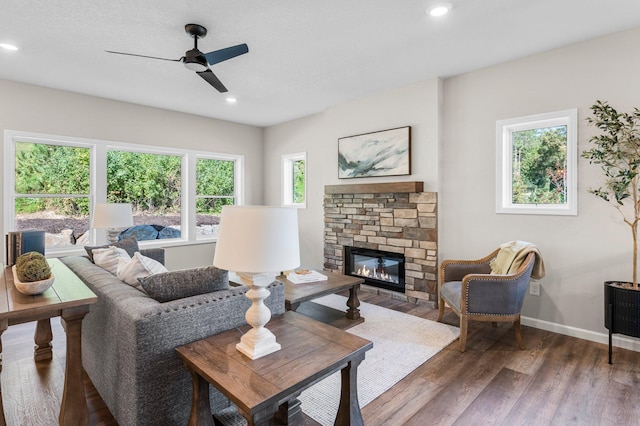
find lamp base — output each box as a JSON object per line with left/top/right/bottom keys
{"left": 105, "top": 228, "right": 121, "bottom": 244}
{"left": 236, "top": 327, "right": 281, "bottom": 359}
{"left": 236, "top": 272, "right": 281, "bottom": 360}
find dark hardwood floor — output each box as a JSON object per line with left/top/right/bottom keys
{"left": 2, "top": 290, "right": 639, "bottom": 425}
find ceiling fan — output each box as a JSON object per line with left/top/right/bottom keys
{"left": 106, "top": 23, "right": 248, "bottom": 93}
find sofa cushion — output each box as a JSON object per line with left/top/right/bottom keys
{"left": 85, "top": 236, "right": 139, "bottom": 262}
{"left": 92, "top": 246, "right": 131, "bottom": 275}
{"left": 139, "top": 266, "right": 229, "bottom": 302}
{"left": 117, "top": 251, "right": 168, "bottom": 288}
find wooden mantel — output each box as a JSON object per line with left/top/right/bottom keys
{"left": 324, "top": 181, "right": 424, "bottom": 194}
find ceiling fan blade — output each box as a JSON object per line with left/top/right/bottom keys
{"left": 203, "top": 44, "right": 249, "bottom": 65}
{"left": 105, "top": 50, "right": 183, "bottom": 62}
{"left": 197, "top": 69, "right": 228, "bottom": 93}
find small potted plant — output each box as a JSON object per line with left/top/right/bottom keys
{"left": 12, "top": 251, "right": 54, "bottom": 295}
{"left": 582, "top": 100, "right": 640, "bottom": 363}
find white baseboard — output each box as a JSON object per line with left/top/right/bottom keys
{"left": 521, "top": 316, "right": 640, "bottom": 353}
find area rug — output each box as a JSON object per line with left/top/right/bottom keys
{"left": 215, "top": 294, "right": 459, "bottom": 425}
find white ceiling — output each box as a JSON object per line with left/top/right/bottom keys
{"left": 2, "top": 0, "right": 640, "bottom": 127}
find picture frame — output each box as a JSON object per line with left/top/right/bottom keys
{"left": 338, "top": 126, "right": 411, "bottom": 179}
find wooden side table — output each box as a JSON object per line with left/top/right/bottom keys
{"left": 177, "top": 311, "right": 373, "bottom": 426}
{"left": 0, "top": 258, "right": 97, "bottom": 426}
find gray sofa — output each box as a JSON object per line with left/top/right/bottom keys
{"left": 61, "top": 250, "right": 285, "bottom": 426}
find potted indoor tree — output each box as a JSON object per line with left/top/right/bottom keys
{"left": 582, "top": 100, "right": 640, "bottom": 363}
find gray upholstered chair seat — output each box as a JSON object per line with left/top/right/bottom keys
{"left": 440, "top": 281, "right": 462, "bottom": 310}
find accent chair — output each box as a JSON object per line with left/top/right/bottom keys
{"left": 437, "top": 248, "right": 537, "bottom": 352}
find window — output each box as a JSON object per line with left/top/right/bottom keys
{"left": 496, "top": 109, "right": 577, "bottom": 215}
{"left": 12, "top": 139, "right": 92, "bottom": 247}
{"left": 282, "top": 152, "right": 306, "bottom": 208}
{"left": 195, "top": 157, "right": 239, "bottom": 240}
{"left": 107, "top": 149, "right": 183, "bottom": 241}
{"left": 4, "top": 130, "right": 243, "bottom": 251}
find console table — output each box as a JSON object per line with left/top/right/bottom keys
{"left": 177, "top": 311, "right": 373, "bottom": 426}
{"left": 0, "top": 258, "right": 97, "bottom": 426}
{"left": 283, "top": 271, "right": 364, "bottom": 326}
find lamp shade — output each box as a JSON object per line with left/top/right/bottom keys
{"left": 92, "top": 203, "right": 134, "bottom": 229}
{"left": 213, "top": 206, "right": 300, "bottom": 273}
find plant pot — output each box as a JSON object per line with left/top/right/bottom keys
{"left": 604, "top": 281, "right": 640, "bottom": 363}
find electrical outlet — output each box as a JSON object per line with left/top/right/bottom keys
{"left": 529, "top": 281, "right": 541, "bottom": 296}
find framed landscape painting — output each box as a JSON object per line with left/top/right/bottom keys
{"left": 338, "top": 126, "right": 411, "bottom": 178}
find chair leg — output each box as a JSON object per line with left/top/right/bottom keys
{"left": 459, "top": 316, "right": 468, "bottom": 352}
{"left": 437, "top": 299, "right": 445, "bottom": 322}
{"left": 514, "top": 318, "right": 525, "bottom": 350}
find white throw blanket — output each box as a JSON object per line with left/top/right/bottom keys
{"left": 490, "top": 240, "right": 546, "bottom": 279}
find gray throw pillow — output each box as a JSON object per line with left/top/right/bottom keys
{"left": 84, "top": 236, "right": 139, "bottom": 262}
{"left": 138, "top": 266, "right": 229, "bottom": 303}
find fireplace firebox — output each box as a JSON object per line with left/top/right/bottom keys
{"left": 345, "top": 246, "right": 405, "bottom": 293}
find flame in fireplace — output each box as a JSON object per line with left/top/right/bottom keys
{"left": 356, "top": 264, "right": 397, "bottom": 283}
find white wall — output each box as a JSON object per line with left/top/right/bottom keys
{"left": 441, "top": 27, "right": 640, "bottom": 338}
{"left": 0, "top": 79, "right": 264, "bottom": 268}
{"left": 264, "top": 78, "right": 442, "bottom": 268}
{"left": 263, "top": 26, "right": 640, "bottom": 345}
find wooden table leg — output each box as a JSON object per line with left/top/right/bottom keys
{"left": 34, "top": 318, "right": 53, "bottom": 361}
{"left": 0, "top": 318, "right": 7, "bottom": 426}
{"left": 335, "top": 355, "right": 365, "bottom": 426}
{"left": 285, "top": 300, "right": 300, "bottom": 311}
{"left": 346, "top": 285, "right": 361, "bottom": 320}
{"left": 275, "top": 396, "right": 303, "bottom": 424}
{"left": 248, "top": 404, "right": 279, "bottom": 426}
{"left": 188, "top": 371, "right": 213, "bottom": 426}
{"left": 59, "top": 306, "right": 90, "bottom": 426}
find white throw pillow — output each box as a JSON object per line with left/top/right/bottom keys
{"left": 92, "top": 246, "right": 131, "bottom": 275}
{"left": 117, "top": 252, "right": 168, "bottom": 288}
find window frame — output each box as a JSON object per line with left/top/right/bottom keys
{"left": 496, "top": 109, "right": 578, "bottom": 216}
{"left": 282, "top": 152, "right": 307, "bottom": 208}
{"left": 4, "top": 130, "right": 244, "bottom": 252}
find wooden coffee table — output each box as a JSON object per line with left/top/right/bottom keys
{"left": 283, "top": 271, "right": 365, "bottom": 326}
{"left": 177, "top": 311, "right": 373, "bottom": 426}
{"left": 0, "top": 259, "right": 97, "bottom": 426}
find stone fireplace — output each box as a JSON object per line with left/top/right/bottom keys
{"left": 323, "top": 181, "right": 437, "bottom": 306}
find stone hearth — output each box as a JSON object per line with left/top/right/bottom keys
{"left": 323, "top": 181, "right": 437, "bottom": 306}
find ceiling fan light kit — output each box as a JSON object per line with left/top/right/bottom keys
{"left": 106, "top": 23, "right": 248, "bottom": 94}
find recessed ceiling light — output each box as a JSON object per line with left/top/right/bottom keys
{"left": 427, "top": 2, "right": 452, "bottom": 17}
{"left": 226, "top": 97, "right": 237, "bottom": 104}
{"left": 0, "top": 43, "right": 19, "bottom": 51}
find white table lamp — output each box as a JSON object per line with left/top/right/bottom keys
{"left": 92, "top": 203, "right": 134, "bottom": 244}
{"left": 213, "top": 205, "right": 300, "bottom": 359}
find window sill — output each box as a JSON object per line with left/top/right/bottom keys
{"left": 46, "top": 238, "right": 217, "bottom": 258}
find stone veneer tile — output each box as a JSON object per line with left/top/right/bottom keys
{"left": 393, "top": 209, "right": 418, "bottom": 219}
{"left": 368, "top": 236, "right": 387, "bottom": 244}
{"left": 417, "top": 203, "right": 436, "bottom": 213}
{"left": 387, "top": 238, "right": 413, "bottom": 247}
{"left": 419, "top": 241, "right": 437, "bottom": 250}
{"left": 419, "top": 217, "right": 437, "bottom": 228}
{"left": 405, "top": 247, "right": 427, "bottom": 259}
{"left": 380, "top": 217, "right": 394, "bottom": 226}
{"left": 409, "top": 193, "right": 436, "bottom": 203}
{"left": 394, "top": 218, "right": 419, "bottom": 227}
